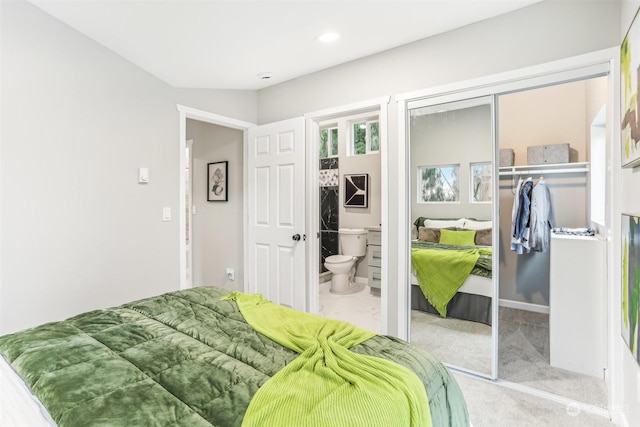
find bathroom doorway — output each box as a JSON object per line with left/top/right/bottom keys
{"left": 316, "top": 109, "right": 383, "bottom": 333}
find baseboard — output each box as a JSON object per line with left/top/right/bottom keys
{"left": 319, "top": 271, "right": 332, "bottom": 284}
{"left": 355, "top": 276, "right": 368, "bottom": 285}
{"left": 499, "top": 299, "right": 549, "bottom": 314}
{"left": 318, "top": 274, "right": 368, "bottom": 286}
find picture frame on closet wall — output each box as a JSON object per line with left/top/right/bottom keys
{"left": 621, "top": 6, "right": 640, "bottom": 168}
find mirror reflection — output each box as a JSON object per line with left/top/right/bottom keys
{"left": 408, "top": 97, "right": 495, "bottom": 376}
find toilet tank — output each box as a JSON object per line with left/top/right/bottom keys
{"left": 338, "top": 228, "right": 367, "bottom": 257}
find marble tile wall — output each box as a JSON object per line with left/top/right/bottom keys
{"left": 320, "top": 158, "right": 339, "bottom": 273}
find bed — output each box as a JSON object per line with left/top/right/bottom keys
{"left": 0, "top": 286, "right": 469, "bottom": 427}
{"left": 411, "top": 217, "right": 493, "bottom": 326}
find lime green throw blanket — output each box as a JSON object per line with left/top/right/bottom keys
{"left": 412, "top": 247, "right": 489, "bottom": 317}
{"left": 222, "top": 292, "right": 432, "bottom": 427}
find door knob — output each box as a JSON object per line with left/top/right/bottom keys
{"left": 292, "top": 234, "right": 301, "bottom": 241}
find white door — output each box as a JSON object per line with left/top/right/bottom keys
{"left": 247, "top": 117, "right": 306, "bottom": 310}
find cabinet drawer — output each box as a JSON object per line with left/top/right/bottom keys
{"left": 368, "top": 230, "right": 381, "bottom": 246}
{"left": 368, "top": 266, "right": 382, "bottom": 289}
{"left": 367, "top": 246, "right": 382, "bottom": 267}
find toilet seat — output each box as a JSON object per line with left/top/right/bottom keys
{"left": 325, "top": 255, "right": 353, "bottom": 264}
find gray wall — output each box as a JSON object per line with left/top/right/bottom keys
{"left": 257, "top": 0, "right": 620, "bottom": 335}
{"left": 186, "top": 120, "right": 244, "bottom": 291}
{"left": 0, "top": 0, "right": 256, "bottom": 334}
{"left": 410, "top": 104, "right": 493, "bottom": 225}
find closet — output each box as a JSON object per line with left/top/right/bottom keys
{"left": 400, "top": 63, "right": 611, "bottom": 408}
{"left": 496, "top": 77, "right": 608, "bottom": 407}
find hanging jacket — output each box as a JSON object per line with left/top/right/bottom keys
{"left": 511, "top": 178, "right": 533, "bottom": 254}
{"left": 529, "top": 179, "right": 554, "bottom": 252}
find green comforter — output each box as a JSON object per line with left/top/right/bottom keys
{"left": 225, "top": 291, "right": 431, "bottom": 427}
{"left": 0, "top": 286, "right": 469, "bottom": 427}
{"left": 411, "top": 242, "right": 493, "bottom": 317}
{"left": 411, "top": 241, "right": 492, "bottom": 279}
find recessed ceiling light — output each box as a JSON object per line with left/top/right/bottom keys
{"left": 318, "top": 32, "right": 340, "bottom": 43}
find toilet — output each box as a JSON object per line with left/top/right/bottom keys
{"left": 324, "top": 228, "right": 367, "bottom": 294}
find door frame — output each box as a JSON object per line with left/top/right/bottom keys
{"left": 185, "top": 138, "right": 194, "bottom": 289}
{"left": 177, "top": 105, "right": 256, "bottom": 290}
{"left": 305, "top": 96, "right": 390, "bottom": 333}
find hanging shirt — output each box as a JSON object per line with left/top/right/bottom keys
{"left": 529, "top": 178, "right": 554, "bottom": 252}
{"left": 509, "top": 178, "right": 523, "bottom": 253}
{"left": 511, "top": 177, "right": 533, "bottom": 254}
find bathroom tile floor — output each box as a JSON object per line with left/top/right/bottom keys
{"left": 318, "top": 281, "right": 381, "bottom": 333}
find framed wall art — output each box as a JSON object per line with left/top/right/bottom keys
{"left": 344, "top": 173, "right": 368, "bottom": 208}
{"left": 207, "top": 161, "right": 228, "bottom": 202}
{"left": 622, "top": 213, "right": 640, "bottom": 366}
{"left": 621, "top": 7, "right": 640, "bottom": 168}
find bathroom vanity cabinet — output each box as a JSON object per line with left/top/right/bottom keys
{"left": 367, "top": 228, "right": 382, "bottom": 296}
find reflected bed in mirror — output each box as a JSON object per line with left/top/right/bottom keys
{"left": 410, "top": 217, "right": 493, "bottom": 325}
{"left": 408, "top": 95, "right": 495, "bottom": 377}
{"left": 409, "top": 217, "right": 493, "bottom": 375}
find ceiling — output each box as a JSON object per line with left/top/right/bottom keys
{"left": 29, "top": 0, "right": 542, "bottom": 90}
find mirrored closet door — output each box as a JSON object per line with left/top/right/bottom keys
{"left": 407, "top": 95, "right": 497, "bottom": 378}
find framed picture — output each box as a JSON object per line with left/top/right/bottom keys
{"left": 344, "top": 173, "right": 368, "bottom": 208}
{"left": 622, "top": 213, "right": 640, "bottom": 366}
{"left": 621, "top": 7, "right": 640, "bottom": 168}
{"left": 207, "top": 161, "right": 228, "bottom": 202}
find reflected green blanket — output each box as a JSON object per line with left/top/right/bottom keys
{"left": 412, "top": 246, "right": 491, "bottom": 317}
{"left": 412, "top": 241, "right": 492, "bottom": 278}
{"left": 0, "top": 287, "right": 469, "bottom": 427}
{"left": 224, "top": 292, "right": 431, "bottom": 427}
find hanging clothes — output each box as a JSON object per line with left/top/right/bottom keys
{"left": 510, "top": 177, "right": 533, "bottom": 254}
{"left": 509, "top": 177, "right": 523, "bottom": 253}
{"left": 529, "top": 177, "right": 555, "bottom": 252}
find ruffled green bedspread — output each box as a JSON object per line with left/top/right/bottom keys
{"left": 0, "top": 286, "right": 469, "bottom": 427}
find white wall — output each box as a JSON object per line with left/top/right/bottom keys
{"left": 618, "top": 2, "right": 640, "bottom": 425}
{"left": 0, "top": 0, "right": 256, "bottom": 334}
{"left": 186, "top": 120, "right": 244, "bottom": 291}
{"left": 410, "top": 104, "right": 493, "bottom": 223}
{"left": 258, "top": 0, "right": 619, "bottom": 335}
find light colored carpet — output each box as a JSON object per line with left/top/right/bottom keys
{"left": 454, "top": 373, "right": 614, "bottom": 427}
{"left": 498, "top": 307, "right": 608, "bottom": 408}
{"left": 410, "top": 309, "right": 492, "bottom": 376}
{"left": 410, "top": 306, "right": 608, "bottom": 408}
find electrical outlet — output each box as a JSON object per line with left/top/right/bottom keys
{"left": 226, "top": 268, "right": 235, "bottom": 281}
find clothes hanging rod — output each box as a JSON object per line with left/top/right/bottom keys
{"left": 498, "top": 162, "right": 589, "bottom": 176}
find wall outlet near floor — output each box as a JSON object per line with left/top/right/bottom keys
{"left": 226, "top": 268, "right": 234, "bottom": 281}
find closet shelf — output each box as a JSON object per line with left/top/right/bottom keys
{"left": 498, "top": 162, "right": 589, "bottom": 176}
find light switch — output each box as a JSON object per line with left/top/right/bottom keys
{"left": 162, "top": 207, "right": 171, "bottom": 221}
{"left": 138, "top": 168, "right": 149, "bottom": 184}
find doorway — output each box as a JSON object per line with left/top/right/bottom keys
{"left": 316, "top": 110, "right": 383, "bottom": 333}
{"left": 306, "top": 97, "right": 390, "bottom": 334}
{"left": 177, "top": 105, "right": 254, "bottom": 291}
